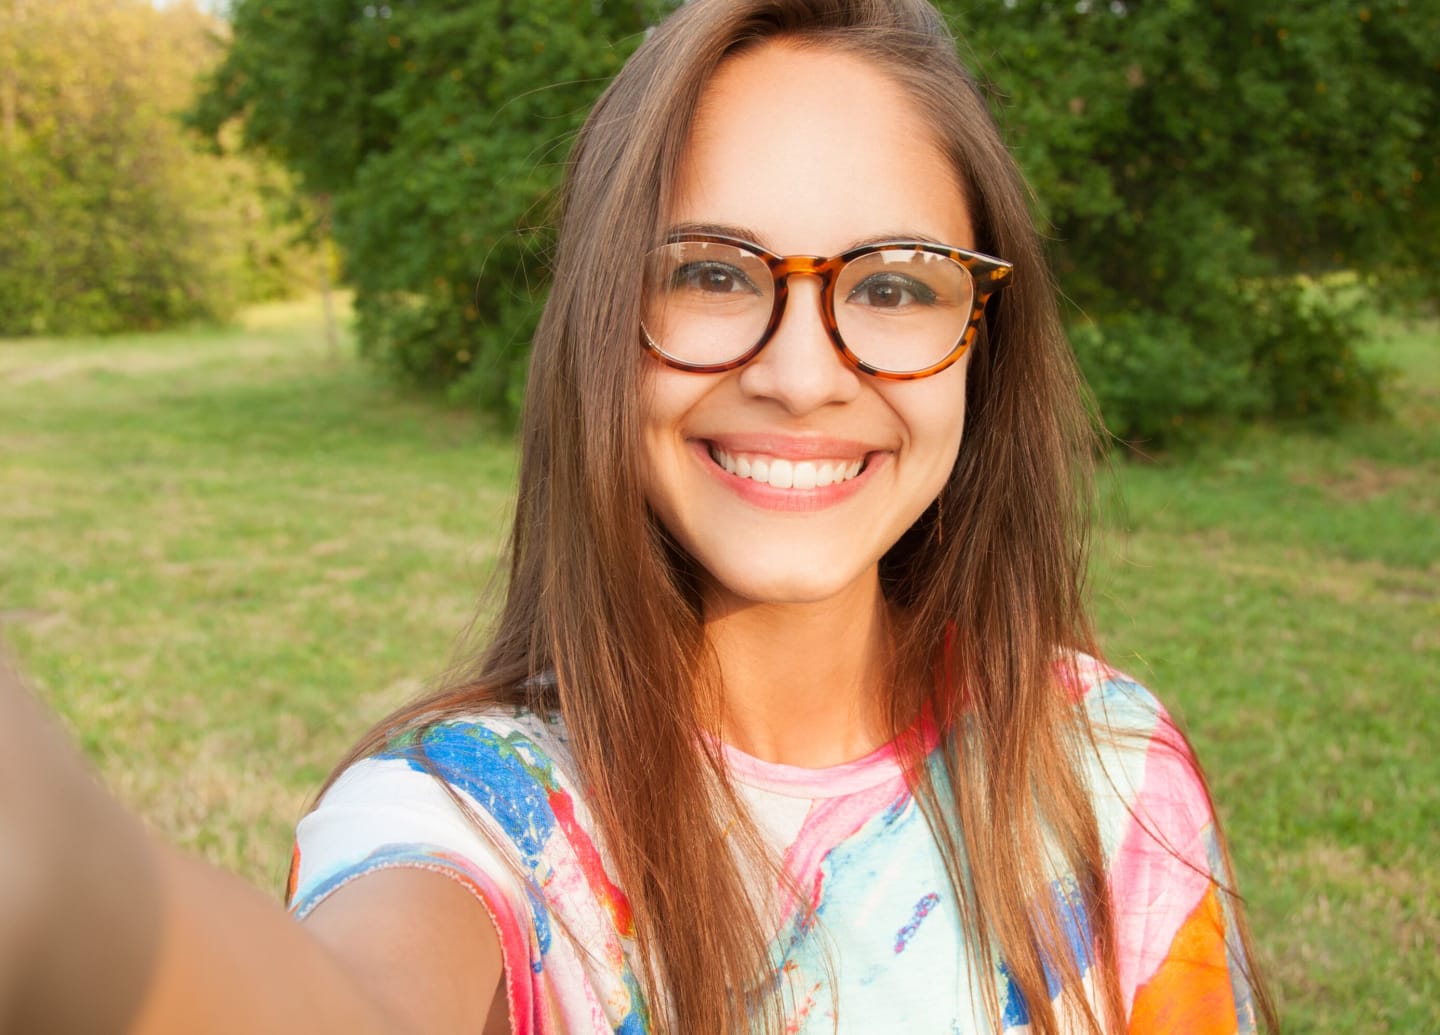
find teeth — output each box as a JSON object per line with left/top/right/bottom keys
{"left": 709, "top": 446, "right": 866, "bottom": 489}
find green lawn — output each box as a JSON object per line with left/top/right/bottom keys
{"left": 1, "top": 299, "right": 1435, "bottom": 1031}
{"left": 1089, "top": 314, "right": 1439, "bottom": 1031}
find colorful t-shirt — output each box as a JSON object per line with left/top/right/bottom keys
{"left": 287, "top": 656, "right": 1258, "bottom": 1033}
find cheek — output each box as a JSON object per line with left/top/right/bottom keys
{"left": 888, "top": 362, "right": 969, "bottom": 484}
{"left": 638, "top": 383, "right": 671, "bottom": 510}
{"left": 638, "top": 368, "right": 703, "bottom": 515}
{"left": 941, "top": 393, "right": 968, "bottom": 465}
{"left": 924, "top": 406, "right": 967, "bottom": 503}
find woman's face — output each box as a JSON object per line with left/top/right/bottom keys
{"left": 642, "top": 41, "right": 974, "bottom": 613}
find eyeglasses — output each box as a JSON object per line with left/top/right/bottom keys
{"left": 640, "top": 233, "right": 1013, "bottom": 380}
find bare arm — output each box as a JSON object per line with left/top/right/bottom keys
{"left": 0, "top": 657, "right": 506, "bottom": 1035}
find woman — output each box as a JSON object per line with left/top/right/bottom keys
{"left": 0, "top": 0, "right": 1274, "bottom": 1032}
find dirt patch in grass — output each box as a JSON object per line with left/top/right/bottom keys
{"left": 0, "top": 331, "right": 329, "bottom": 386}
{"left": 1117, "top": 529, "right": 1438, "bottom": 607}
{"left": 1291, "top": 458, "right": 1418, "bottom": 502}
{"left": 0, "top": 608, "right": 62, "bottom": 629}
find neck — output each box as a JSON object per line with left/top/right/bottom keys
{"left": 701, "top": 573, "right": 893, "bottom": 768}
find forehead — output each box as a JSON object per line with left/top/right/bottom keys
{"left": 672, "top": 40, "right": 973, "bottom": 256}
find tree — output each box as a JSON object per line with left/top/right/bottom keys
{"left": 943, "top": 0, "right": 1437, "bottom": 440}
{"left": 0, "top": 0, "right": 313, "bottom": 337}
{"left": 193, "top": 0, "right": 662, "bottom": 414}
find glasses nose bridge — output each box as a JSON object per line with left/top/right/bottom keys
{"left": 769, "top": 253, "right": 841, "bottom": 292}
{"left": 761, "top": 253, "right": 847, "bottom": 364}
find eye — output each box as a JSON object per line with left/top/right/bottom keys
{"left": 845, "top": 272, "right": 938, "bottom": 309}
{"left": 670, "top": 260, "right": 762, "bottom": 297}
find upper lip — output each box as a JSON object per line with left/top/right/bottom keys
{"left": 698, "top": 433, "right": 883, "bottom": 461}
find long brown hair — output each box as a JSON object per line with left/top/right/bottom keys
{"left": 326, "top": 1, "right": 1275, "bottom": 1032}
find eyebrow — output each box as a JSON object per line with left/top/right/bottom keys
{"left": 666, "top": 222, "right": 953, "bottom": 253}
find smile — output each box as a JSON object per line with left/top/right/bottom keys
{"left": 707, "top": 444, "right": 867, "bottom": 490}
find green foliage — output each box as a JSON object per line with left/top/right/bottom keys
{"left": 1071, "top": 280, "right": 1386, "bottom": 444}
{"left": 194, "top": 0, "right": 662, "bottom": 417}
{"left": 1069, "top": 312, "right": 1252, "bottom": 445}
{"left": 1246, "top": 280, "right": 1386, "bottom": 425}
{"left": 198, "top": 0, "right": 1431, "bottom": 437}
{"left": 0, "top": 0, "right": 314, "bottom": 337}
{"left": 944, "top": 0, "right": 1432, "bottom": 445}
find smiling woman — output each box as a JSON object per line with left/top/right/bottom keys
{"left": 0, "top": 1, "right": 1277, "bottom": 1034}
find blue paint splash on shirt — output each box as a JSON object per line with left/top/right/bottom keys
{"left": 999, "top": 962, "right": 1031, "bottom": 1025}
{"left": 998, "top": 876, "right": 1096, "bottom": 1024}
{"left": 378, "top": 723, "right": 558, "bottom": 865}
{"left": 615, "top": 1010, "right": 649, "bottom": 1035}
{"left": 894, "top": 892, "right": 941, "bottom": 953}
{"left": 1042, "top": 876, "right": 1095, "bottom": 996}
{"left": 526, "top": 882, "right": 551, "bottom": 969}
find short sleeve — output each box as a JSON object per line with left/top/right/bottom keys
{"left": 1079, "top": 662, "right": 1260, "bottom": 1035}
{"left": 287, "top": 755, "right": 546, "bottom": 1030}
{"left": 286, "top": 715, "right": 652, "bottom": 1035}
{"left": 289, "top": 756, "right": 513, "bottom": 918}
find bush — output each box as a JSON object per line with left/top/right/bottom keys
{"left": 1247, "top": 281, "right": 1384, "bottom": 426}
{"left": 942, "top": 0, "right": 1431, "bottom": 445}
{"left": 0, "top": 0, "right": 313, "bottom": 337}
{"left": 1072, "top": 281, "right": 1384, "bottom": 446}
{"left": 194, "top": 0, "right": 662, "bottom": 421}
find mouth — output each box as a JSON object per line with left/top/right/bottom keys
{"left": 706, "top": 443, "right": 869, "bottom": 490}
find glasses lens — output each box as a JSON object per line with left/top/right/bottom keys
{"left": 834, "top": 249, "right": 976, "bottom": 373}
{"left": 642, "top": 241, "right": 774, "bottom": 367}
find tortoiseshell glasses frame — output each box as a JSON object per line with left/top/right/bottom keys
{"left": 641, "top": 233, "right": 1014, "bottom": 381}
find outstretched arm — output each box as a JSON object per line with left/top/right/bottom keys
{"left": 0, "top": 657, "right": 505, "bottom": 1035}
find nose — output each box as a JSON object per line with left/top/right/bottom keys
{"left": 736, "top": 276, "right": 861, "bottom": 415}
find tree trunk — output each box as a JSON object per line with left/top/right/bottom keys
{"left": 315, "top": 193, "right": 338, "bottom": 361}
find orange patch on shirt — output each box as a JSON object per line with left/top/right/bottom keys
{"left": 285, "top": 844, "right": 301, "bottom": 905}
{"left": 1128, "top": 885, "right": 1237, "bottom": 1035}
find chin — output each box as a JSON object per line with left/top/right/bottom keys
{"left": 697, "top": 560, "right": 874, "bottom": 611}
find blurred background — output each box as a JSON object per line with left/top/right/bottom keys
{"left": 1, "top": 0, "right": 1436, "bottom": 1029}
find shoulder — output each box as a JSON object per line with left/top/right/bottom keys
{"left": 288, "top": 707, "right": 579, "bottom": 918}
{"left": 291, "top": 709, "right": 653, "bottom": 1030}
{"left": 1060, "top": 652, "right": 1196, "bottom": 782}
{"left": 1057, "top": 652, "right": 1173, "bottom": 740}
{"left": 1057, "top": 653, "right": 1216, "bottom": 860}
{"left": 311, "top": 706, "right": 576, "bottom": 834}
{"left": 367, "top": 706, "right": 578, "bottom": 823}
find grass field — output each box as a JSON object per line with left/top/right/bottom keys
{"left": 1, "top": 298, "right": 1436, "bottom": 1031}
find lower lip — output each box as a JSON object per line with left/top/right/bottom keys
{"left": 692, "top": 441, "right": 884, "bottom": 512}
